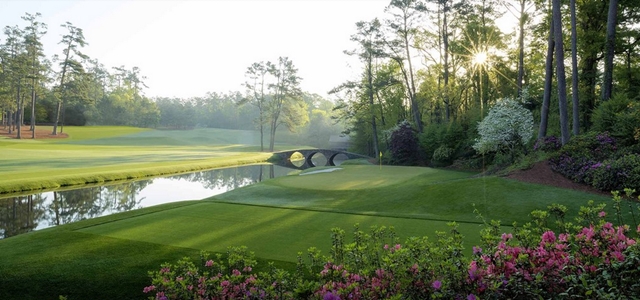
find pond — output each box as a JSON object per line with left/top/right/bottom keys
{"left": 0, "top": 164, "right": 294, "bottom": 239}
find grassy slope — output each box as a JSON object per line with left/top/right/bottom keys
{"left": 0, "top": 127, "right": 274, "bottom": 193}
{"left": 213, "top": 165, "right": 614, "bottom": 225}
{"left": 1, "top": 163, "right": 625, "bottom": 300}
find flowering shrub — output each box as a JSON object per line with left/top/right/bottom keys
{"left": 144, "top": 246, "right": 297, "bottom": 300}
{"left": 145, "top": 201, "right": 640, "bottom": 299}
{"left": 591, "top": 154, "right": 640, "bottom": 192}
{"left": 550, "top": 132, "right": 620, "bottom": 187}
{"left": 533, "top": 136, "right": 561, "bottom": 152}
{"left": 473, "top": 98, "right": 534, "bottom": 155}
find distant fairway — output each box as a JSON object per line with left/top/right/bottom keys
{"left": 0, "top": 126, "right": 278, "bottom": 193}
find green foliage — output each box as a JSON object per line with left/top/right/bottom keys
{"left": 591, "top": 154, "right": 640, "bottom": 192}
{"left": 549, "top": 132, "right": 640, "bottom": 194}
{"left": 432, "top": 145, "right": 454, "bottom": 163}
{"left": 592, "top": 94, "right": 640, "bottom": 147}
{"left": 419, "top": 121, "right": 476, "bottom": 166}
{"left": 558, "top": 131, "right": 618, "bottom": 163}
{"left": 473, "top": 98, "right": 534, "bottom": 155}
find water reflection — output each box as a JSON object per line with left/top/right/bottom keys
{"left": 0, "top": 165, "right": 291, "bottom": 239}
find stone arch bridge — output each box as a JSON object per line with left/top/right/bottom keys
{"left": 273, "top": 149, "right": 371, "bottom": 169}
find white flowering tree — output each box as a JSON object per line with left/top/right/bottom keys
{"left": 473, "top": 98, "right": 534, "bottom": 156}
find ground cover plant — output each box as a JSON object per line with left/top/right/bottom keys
{"left": 1, "top": 162, "right": 631, "bottom": 299}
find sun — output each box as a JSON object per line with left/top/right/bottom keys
{"left": 472, "top": 51, "right": 488, "bottom": 67}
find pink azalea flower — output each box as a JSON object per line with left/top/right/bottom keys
{"left": 143, "top": 285, "right": 155, "bottom": 293}
{"left": 467, "top": 294, "right": 477, "bottom": 300}
{"left": 432, "top": 280, "right": 442, "bottom": 290}
{"left": 542, "top": 231, "right": 556, "bottom": 244}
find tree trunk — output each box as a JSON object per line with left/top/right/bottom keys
{"left": 259, "top": 77, "right": 265, "bottom": 152}
{"left": 7, "top": 111, "right": 13, "bottom": 134}
{"left": 517, "top": 0, "right": 525, "bottom": 97}
{"left": 553, "top": 0, "right": 570, "bottom": 145}
{"left": 269, "top": 120, "right": 276, "bottom": 152}
{"left": 16, "top": 84, "right": 21, "bottom": 139}
{"left": 52, "top": 101, "right": 61, "bottom": 135}
{"left": 405, "top": 38, "right": 422, "bottom": 133}
{"left": 52, "top": 40, "right": 73, "bottom": 136}
{"left": 539, "top": 6, "right": 555, "bottom": 139}
{"left": 602, "top": 0, "right": 618, "bottom": 101}
{"left": 580, "top": 56, "right": 598, "bottom": 130}
{"left": 367, "top": 56, "right": 380, "bottom": 157}
{"left": 60, "top": 102, "right": 66, "bottom": 133}
{"left": 570, "top": 0, "right": 580, "bottom": 135}
{"left": 31, "top": 81, "right": 36, "bottom": 139}
{"left": 443, "top": 7, "right": 451, "bottom": 122}
{"left": 259, "top": 122, "right": 264, "bottom": 152}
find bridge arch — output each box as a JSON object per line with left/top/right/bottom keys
{"left": 273, "top": 149, "right": 371, "bottom": 170}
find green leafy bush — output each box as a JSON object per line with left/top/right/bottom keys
{"left": 592, "top": 154, "right": 640, "bottom": 192}
{"left": 592, "top": 95, "right": 640, "bottom": 147}
{"left": 533, "top": 136, "right": 561, "bottom": 152}
{"left": 432, "top": 145, "right": 454, "bottom": 163}
{"left": 419, "top": 120, "right": 477, "bottom": 166}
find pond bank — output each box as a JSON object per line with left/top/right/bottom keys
{"left": 0, "top": 152, "right": 273, "bottom": 195}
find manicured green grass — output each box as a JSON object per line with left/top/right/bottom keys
{"left": 54, "top": 125, "right": 150, "bottom": 141}
{"left": 0, "top": 201, "right": 297, "bottom": 300}
{"left": 0, "top": 129, "right": 631, "bottom": 299}
{"left": 1, "top": 164, "right": 627, "bottom": 300}
{"left": 0, "top": 127, "right": 279, "bottom": 194}
{"left": 213, "top": 165, "right": 616, "bottom": 225}
{"left": 78, "top": 201, "right": 487, "bottom": 263}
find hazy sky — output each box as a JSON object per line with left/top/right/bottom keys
{"left": 0, "top": 0, "right": 395, "bottom": 99}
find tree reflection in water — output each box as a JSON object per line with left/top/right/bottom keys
{"left": 0, "top": 165, "right": 291, "bottom": 239}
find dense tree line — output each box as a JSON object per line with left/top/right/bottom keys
{"left": 0, "top": 14, "right": 162, "bottom": 134}
{"left": 333, "top": 0, "right": 640, "bottom": 161}
{"left": 0, "top": 13, "right": 340, "bottom": 149}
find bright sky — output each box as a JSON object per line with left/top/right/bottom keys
{"left": 0, "top": 0, "right": 394, "bottom": 99}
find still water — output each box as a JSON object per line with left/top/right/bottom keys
{"left": 0, "top": 164, "right": 293, "bottom": 239}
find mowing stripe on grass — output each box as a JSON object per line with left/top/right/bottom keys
{"left": 77, "top": 202, "right": 500, "bottom": 262}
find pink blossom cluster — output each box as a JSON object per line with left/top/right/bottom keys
{"left": 468, "top": 223, "right": 637, "bottom": 296}
{"left": 144, "top": 223, "right": 639, "bottom": 299}
{"left": 144, "top": 263, "right": 289, "bottom": 300}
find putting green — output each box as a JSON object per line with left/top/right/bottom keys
{"left": 272, "top": 165, "right": 470, "bottom": 190}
